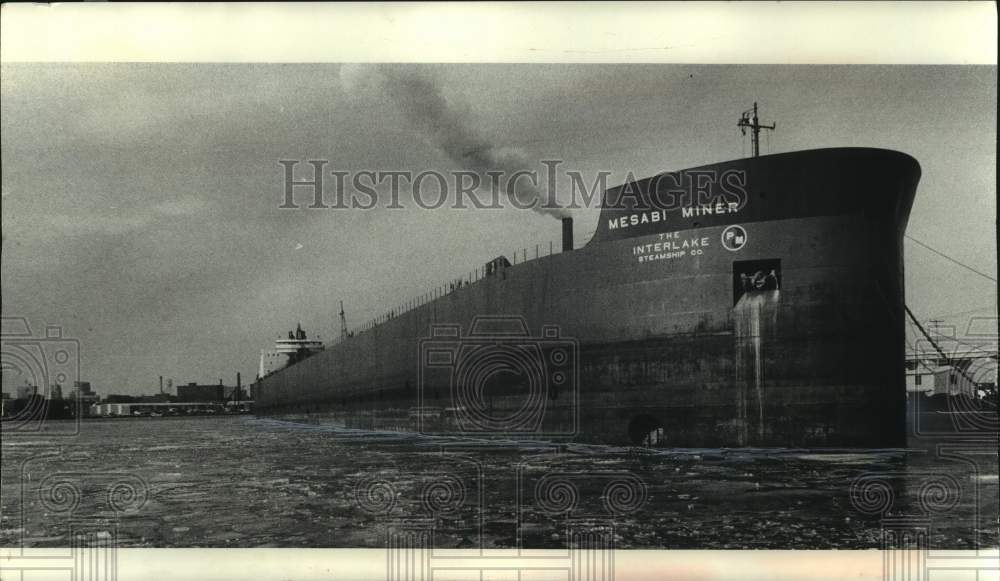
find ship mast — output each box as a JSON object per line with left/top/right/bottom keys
{"left": 738, "top": 102, "right": 776, "bottom": 158}
{"left": 339, "top": 300, "right": 348, "bottom": 340}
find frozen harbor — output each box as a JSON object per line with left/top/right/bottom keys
{"left": 2, "top": 416, "right": 996, "bottom": 549}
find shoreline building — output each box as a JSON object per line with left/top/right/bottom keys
{"left": 905, "top": 348, "right": 997, "bottom": 398}
{"left": 68, "top": 381, "right": 99, "bottom": 417}
{"left": 177, "top": 381, "right": 226, "bottom": 403}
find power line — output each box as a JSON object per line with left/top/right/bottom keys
{"left": 906, "top": 235, "right": 996, "bottom": 283}
{"left": 906, "top": 308, "right": 997, "bottom": 378}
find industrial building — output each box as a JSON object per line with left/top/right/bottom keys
{"left": 176, "top": 382, "right": 226, "bottom": 402}
{"left": 905, "top": 348, "right": 996, "bottom": 398}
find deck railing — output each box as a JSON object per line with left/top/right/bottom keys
{"left": 344, "top": 239, "right": 566, "bottom": 337}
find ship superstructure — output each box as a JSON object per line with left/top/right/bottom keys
{"left": 258, "top": 324, "right": 324, "bottom": 378}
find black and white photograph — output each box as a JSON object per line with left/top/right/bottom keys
{"left": 1, "top": 3, "right": 997, "bottom": 580}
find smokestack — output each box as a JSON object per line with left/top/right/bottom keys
{"left": 562, "top": 217, "right": 574, "bottom": 252}
{"left": 236, "top": 373, "right": 241, "bottom": 403}
{"left": 159, "top": 375, "right": 163, "bottom": 395}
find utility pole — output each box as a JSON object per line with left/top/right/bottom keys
{"left": 906, "top": 307, "right": 977, "bottom": 386}
{"left": 738, "top": 102, "right": 776, "bottom": 158}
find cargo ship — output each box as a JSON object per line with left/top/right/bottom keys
{"left": 253, "top": 105, "right": 921, "bottom": 447}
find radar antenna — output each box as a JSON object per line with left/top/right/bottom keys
{"left": 738, "top": 102, "right": 776, "bottom": 158}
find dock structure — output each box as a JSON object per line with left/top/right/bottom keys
{"left": 91, "top": 401, "right": 253, "bottom": 417}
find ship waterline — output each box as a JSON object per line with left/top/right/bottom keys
{"left": 253, "top": 147, "right": 921, "bottom": 447}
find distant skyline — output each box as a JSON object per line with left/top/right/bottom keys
{"left": 2, "top": 63, "right": 996, "bottom": 396}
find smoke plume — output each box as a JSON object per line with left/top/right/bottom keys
{"left": 339, "top": 64, "right": 567, "bottom": 219}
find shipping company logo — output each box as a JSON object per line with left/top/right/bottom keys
{"left": 418, "top": 315, "right": 579, "bottom": 437}
{"left": 721, "top": 225, "right": 747, "bottom": 251}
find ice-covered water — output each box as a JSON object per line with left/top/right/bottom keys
{"left": 1, "top": 416, "right": 996, "bottom": 549}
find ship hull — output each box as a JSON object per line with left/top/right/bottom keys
{"left": 254, "top": 148, "right": 920, "bottom": 447}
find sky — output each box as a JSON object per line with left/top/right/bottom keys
{"left": 1, "top": 64, "right": 996, "bottom": 396}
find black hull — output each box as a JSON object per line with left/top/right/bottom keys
{"left": 254, "top": 148, "right": 921, "bottom": 447}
